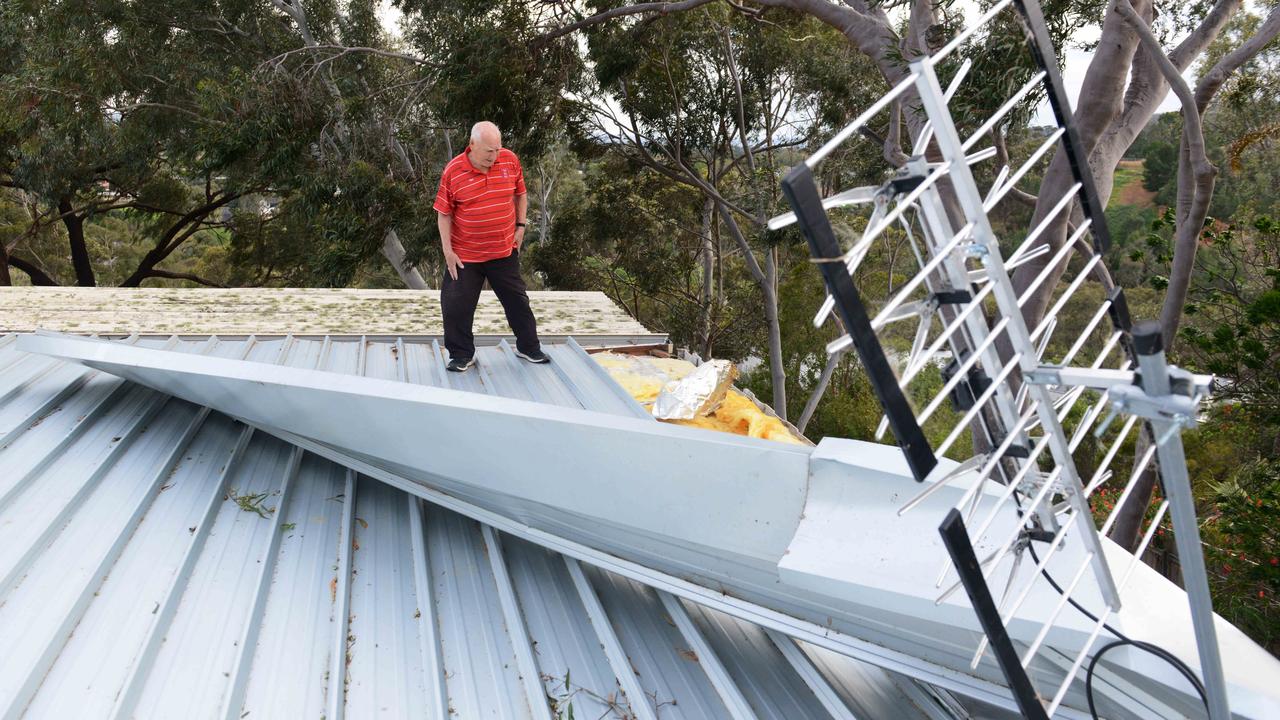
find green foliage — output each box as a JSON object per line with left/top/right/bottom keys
{"left": 0, "top": 0, "right": 458, "bottom": 287}
{"left": 404, "top": 0, "right": 582, "bottom": 158}
{"left": 1141, "top": 140, "right": 1179, "bottom": 195}
{"left": 1201, "top": 458, "right": 1280, "bottom": 652}
{"left": 1133, "top": 112, "right": 1181, "bottom": 195}
{"left": 947, "top": 0, "right": 1104, "bottom": 134}
{"left": 1131, "top": 9, "right": 1280, "bottom": 223}
{"left": 1180, "top": 217, "right": 1280, "bottom": 425}
{"left": 227, "top": 488, "right": 276, "bottom": 518}
{"left": 531, "top": 156, "right": 765, "bottom": 360}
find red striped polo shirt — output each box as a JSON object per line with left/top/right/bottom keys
{"left": 433, "top": 147, "right": 527, "bottom": 263}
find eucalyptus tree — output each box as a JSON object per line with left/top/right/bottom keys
{"left": 0, "top": 0, "right": 310, "bottom": 287}
{"left": 563, "top": 5, "right": 877, "bottom": 418}
{"left": 0, "top": 0, "right": 456, "bottom": 288}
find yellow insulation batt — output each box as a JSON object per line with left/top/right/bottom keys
{"left": 592, "top": 352, "right": 806, "bottom": 445}
{"left": 590, "top": 353, "right": 696, "bottom": 404}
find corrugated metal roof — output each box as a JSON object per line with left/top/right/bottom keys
{"left": 0, "top": 332, "right": 1000, "bottom": 719}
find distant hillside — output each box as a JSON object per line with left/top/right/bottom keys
{"left": 1111, "top": 159, "right": 1157, "bottom": 208}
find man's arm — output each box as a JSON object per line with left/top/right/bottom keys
{"left": 438, "top": 212, "right": 464, "bottom": 280}
{"left": 513, "top": 193, "right": 528, "bottom": 249}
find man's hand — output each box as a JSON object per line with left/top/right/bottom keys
{"left": 514, "top": 225, "right": 526, "bottom": 251}
{"left": 444, "top": 248, "right": 465, "bottom": 280}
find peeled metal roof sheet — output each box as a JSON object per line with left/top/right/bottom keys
{"left": 0, "top": 332, "right": 999, "bottom": 719}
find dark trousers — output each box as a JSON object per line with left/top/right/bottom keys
{"left": 441, "top": 250, "right": 541, "bottom": 360}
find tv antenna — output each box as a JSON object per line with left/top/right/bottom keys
{"left": 776, "top": 1, "right": 1227, "bottom": 716}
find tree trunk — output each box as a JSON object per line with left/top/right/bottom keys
{"left": 1158, "top": 3, "right": 1280, "bottom": 348}
{"left": 1110, "top": 428, "right": 1159, "bottom": 553}
{"left": 764, "top": 246, "right": 787, "bottom": 420}
{"left": 111, "top": 186, "right": 246, "bottom": 287}
{"left": 381, "top": 229, "right": 429, "bottom": 289}
{"left": 60, "top": 199, "right": 95, "bottom": 287}
{"left": 1109, "top": 3, "right": 1279, "bottom": 554}
{"left": 715, "top": 211, "right": 723, "bottom": 301}
{"left": 1015, "top": 0, "right": 1242, "bottom": 331}
{"left": 0, "top": 252, "right": 11, "bottom": 286}
{"left": 699, "top": 196, "right": 715, "bottom": 357}
{"left": 716, "top": 202, "right": 787, "bottom": 418}
{"left": 538, "top": 167, "right": 553, "bottom": 246}
{"left": 273, "top": 0, "right": 429, "bottom": 291}
{"left": 1012, "top": 0, "right": 1150, "bottom": 329}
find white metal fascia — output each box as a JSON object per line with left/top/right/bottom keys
{"left": 15, "top": 332, "right": 812, "bottom": 570}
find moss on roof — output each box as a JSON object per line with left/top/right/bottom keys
{"left": 0, "top": 287, "right": 659, "bottom": 338}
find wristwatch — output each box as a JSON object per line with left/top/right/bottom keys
{"left": 516, "top": 222, "right": 526, "bottom": 227}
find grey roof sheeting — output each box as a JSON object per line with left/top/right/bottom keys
{"left": 0, "top": 333, "right": 1000, "bottom": 719}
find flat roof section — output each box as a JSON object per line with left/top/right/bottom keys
{"left": 0, "top": 287, "right": 666, "bottom": 344}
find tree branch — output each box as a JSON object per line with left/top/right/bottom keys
{"left": 721, "top": 27, "right": 756, "bottom": 174}
{"left": 607, "top": 94, "right": 760, "bottom": 222}
{"left": 1101, "top": 0, "right": 1241, "bottom": 167}
{"left": 1115, "top": 2, "right": 1213, "bottom": 196}
{"left": 1168, "top": 0, "right": 1246, "bottom": 70}
{"left": 268, "top": 0, "right": 315, "bottom": 44}
{"left": 109, "top": 101, "right": 226, "bottom": 125}
{"left": 7, "top": 254, "right": 58, "bottom": 286}
{"left": 884, "top": 100, "right": 907, "bottom": 168}
{"left": 139, "top": 269, "right": 227, "bottom": 287}
{"left": 1117, "top": 0, "right": 1216, "bottom": 351}
{"left": 539, "top": 0, "right": 719, "bottom": 42}
{"left": 1160, "top": 3, "right": 1280, "bottom": 345}
{"left": 993, "top": 126, "right": 1038, "bottom": 208}
{"left": 715, "top": 202, "right": 767, "bottom": 286}
{"left": 119, "top": 192, "right": 243, "bottom": 287}
{"left": 263, "top": 44, "right": 438, "bottom": 72}
{"left": 1108, "top": 1, "right": 1278, "bottom": 556}
{"left": 798, "top": 349, "right": 841, "bottom": 433}
{"left": 59, "top": 197, "right": 96, "bottom": 287}
{"left": 1014, "top": 0, "right": 1152, "bottom": 330}
{"left": 1194, "top": 4, "right": 1280, "bottom": 111}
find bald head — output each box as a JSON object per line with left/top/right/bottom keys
{"left": 471, "top": 121, "right": 500, "bottom": 144}
{"left": 467, "top": 121, "right": 502, "bottom": 172}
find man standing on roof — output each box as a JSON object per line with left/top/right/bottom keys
{"left": 434, "top": 121, "right": 548, "bottom": 372}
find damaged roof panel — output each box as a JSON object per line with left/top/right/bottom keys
{"left": 0, "top": 333, "right": 993, "bottom": 719}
